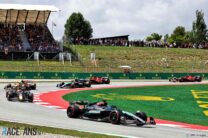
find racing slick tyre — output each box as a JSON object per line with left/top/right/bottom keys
{"left": 179, "top": 78, "right": 184, "bottom": 82}
{"left": 67, "top": 105, "right": 80, "bottom": 118}
{"left": 150, "top": 117, "right": 156, "bottom": 125}
{"left": 18, "top": 93, "right": 25, "bottom": 102}
{"left": 28, "top": 93, "right": 34, "bottom": 103}
{"left": 86, "top": 83, "right": 91, "bottom": 87}
{"left": 105, "top": 79, "right": 110, "bottom": 84}
{"left": 135, "top": 112, "right": 147, "bottom": 126}
{"left": 30, "top": 85, "right": 36, "bottom": 90}
{"left": 4, "top": 84, "right": 12, "bottom": 90}
{"left": 70, "top": 84, "right": 76, "bottom": 89}
{"left": 6, "top": 92, "right": 12, "bottom": 101}
{"left": 195, "top": 76, "right": 202, "bottom": 82}
{"left": 109, "top": 110, "right": 122, "bottom": 124}
{"left": 169, "top": 78, "right": 177, "bottom": 82}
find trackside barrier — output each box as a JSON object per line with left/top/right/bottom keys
{"left": 0, "top": 72, "right": 207, "bottom": 80}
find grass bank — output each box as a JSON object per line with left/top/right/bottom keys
{"left": 1, "top": 45, "right": 208, "bottom": 72}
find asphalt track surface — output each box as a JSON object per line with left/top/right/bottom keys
{"left": 0, "top": 81, "right": 208, "bottom": 138}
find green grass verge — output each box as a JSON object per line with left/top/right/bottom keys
{"left": 1, "top": 45, "right": 208, "bottom": 72}
{"left": 0, "top": 120, "right": 119, "bottom": 138}
{"left": 63, "top": 84, "right": 208, "bottom": 126}
{"left": 0, "top": 60, "right": 84, "bottom": 72}
{"left": 72, "top": 45, "right": 208, "bottom": 72}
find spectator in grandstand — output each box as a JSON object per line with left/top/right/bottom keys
{"left": 0, "top": 24, "right": 23, "bottom": 52}
{"left": 25, "top": 24, "right": 60, "bottom": 52}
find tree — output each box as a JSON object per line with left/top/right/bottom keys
{"left": 192, "top": 10, "right": 207, "bottom": 45}
{"left": 184, "top": 31, "right": 194, "bottom": 43}
{"left": 168, "top": 26, "right": 186, "bottom": 46}
{"left": 146, "top": 36, "right": 153, "bottom": 41}
{"left": 163, "top": 34, "right": 169, "bottom": 42}
{"left": 64, "top": 12, "right": 93, "bottom": 44}
{"left": 146, "top": 33, "right": 162, "bottom": 41}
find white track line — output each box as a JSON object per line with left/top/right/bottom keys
{"left": 34, "top": 102, "right": 50, "bottom": 105}
{"left": 44, "top": 105, "right": 63, "bottom": 108}
{"left": 33, "top": 99, "right": 42, "bottom": 102}
{"left": 157, "top": 124, "right": 183, "bottom": 127}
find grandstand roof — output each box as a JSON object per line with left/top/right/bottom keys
{"left": 90, "top": 35, "right": 129, "bottom": 40}
{"left": 0, "top": 4, "right": 59, "bottom": 24}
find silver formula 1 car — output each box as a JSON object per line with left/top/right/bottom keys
{"left": 67, "top": 100, "right": 156, "bottom": 126}
{"left": 57, "top": 79, "right": 91, "bottom": 88}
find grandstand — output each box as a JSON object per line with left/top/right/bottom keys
{"left": 0, "top": 4, "right": 61, "bottom": 59}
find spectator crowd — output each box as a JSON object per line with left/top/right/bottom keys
{"left": 25, "top": 25, "right": 60, "bottom": 52}
{"left": 0, "top": 23, "right": 60, "bottom": 53}
{"left": 88, "top": 38, "right": 208, "bottom": 49}
{"left": 1, "top": 22, "right": 208, "bottom": 54}
{"left": 89, "top": 38, "right": 128, "bottom": 46}
{"left": 0, "top": 24, "right": 23, "bottom": 52}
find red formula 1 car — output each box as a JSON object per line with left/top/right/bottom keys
{"left": 89, "top": 76, "right": 110, "bottom": 84}
{"left": 169, "top": 75, "right": 202, "bottom": 82}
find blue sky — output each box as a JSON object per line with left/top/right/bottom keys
{"left": 1, "top": 0, "right": 208, "bottom": 40}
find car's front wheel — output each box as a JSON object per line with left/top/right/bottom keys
{"left": 135, "top": 111, "right": 147, "bottom": 126}
{"left": 105, "top": 79, "right": 110, "bottom": 84}
{"left": 18, "top": 93, "right": 24, "bottom": 102}
{"left": 6, "top": 92, "right": 12, "bottom": 101}
{"left": 28, "top": 93, "right": 33, "bottom": 103}
{"left": 86, "top": 83, "right": 91, "bottom": 87}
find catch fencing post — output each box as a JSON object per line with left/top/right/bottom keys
{"left": 34, "top": 52, "right": 39, "bottom": 66}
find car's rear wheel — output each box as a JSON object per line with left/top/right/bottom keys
{"left": 67, "top": 105, "right": 80, "bottom": 118}
{"left": 70, "top": 84, "right": 76, "bottom": 88}
{"left": 109, "top": 110, "right": 121, "bottom": 124}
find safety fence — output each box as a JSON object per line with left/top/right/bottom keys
{"left": 0, "top": 72, "right": 206, "bottom": 80}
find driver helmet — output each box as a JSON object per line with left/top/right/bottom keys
{"left": 15, "top": 83, "right": 20, "bottom": 87}
{"left": 135, "top": 110, "right": 141, "bottom": 117}
{"left": 102, "top": 100, "right": 107, "bottom": 105}
{"left": 97, "top": 100, "right": 107, "bottom": 106}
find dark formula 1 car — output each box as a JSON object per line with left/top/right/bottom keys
{"left": 5, "top": 88, "right": 33, "bottom": 102}
{"left": 169, "top": 75, "right": 202, "bottom": 82}
{"left": 89, "top": 76, "right": 110, "bottom": 84}
{"left": 66, "top": 100, "right": 156, "bottom": 126}
{"left": 21, "top": 80, "right": 36, "bottom": 90}
{"left": 57, "top": 79, "right": 91, "bottom": 88}
{"left": 4, "top": 80, "right": 36, "bottom": 90}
